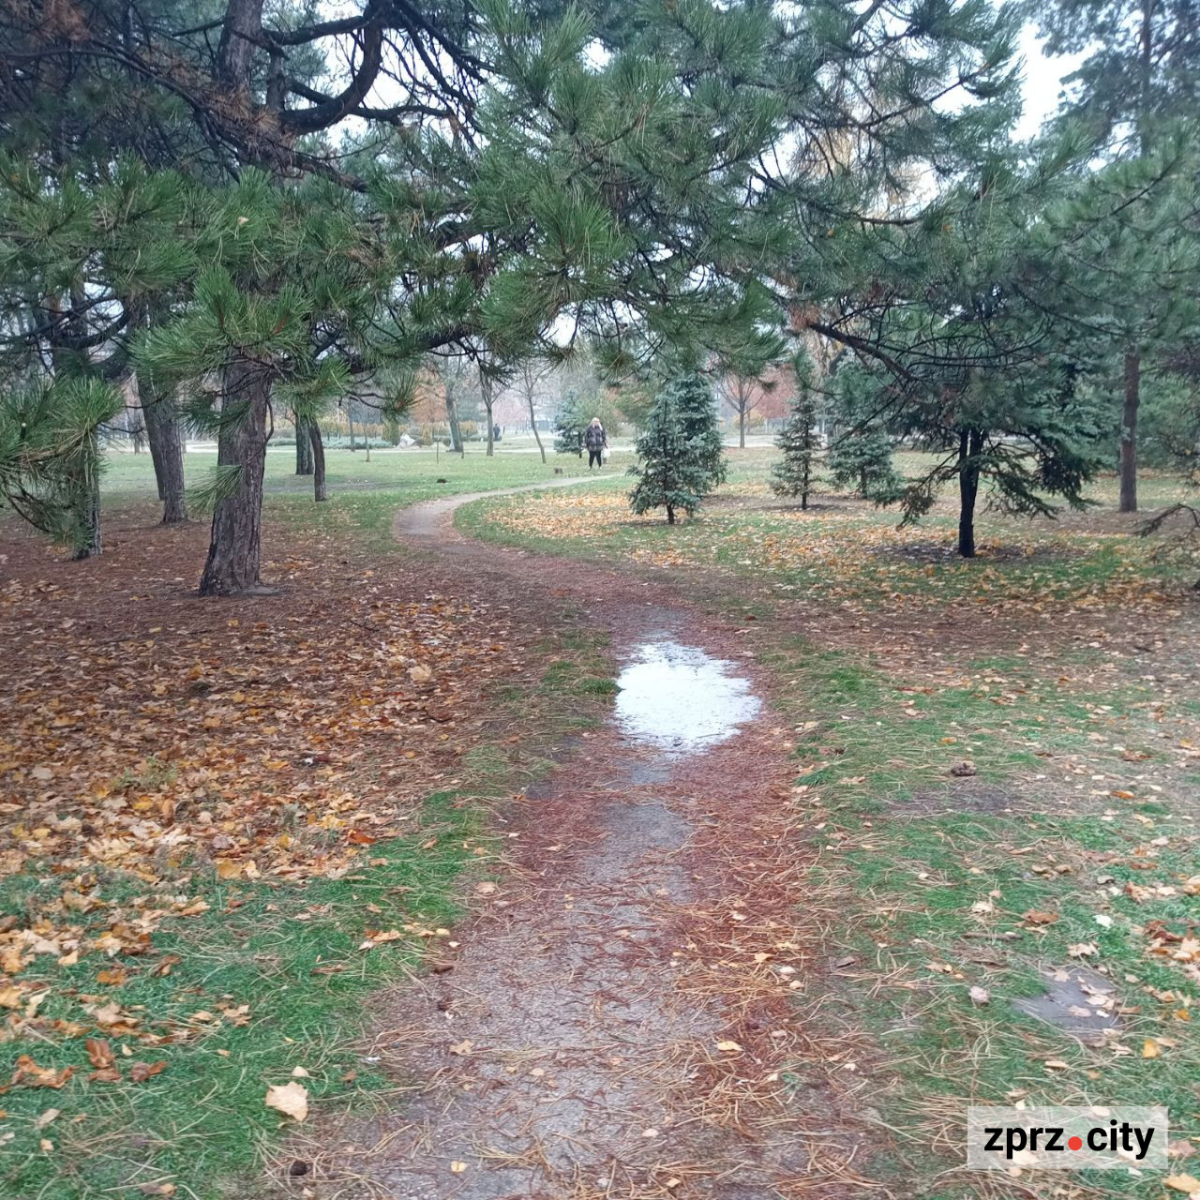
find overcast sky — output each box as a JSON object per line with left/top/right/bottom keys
{"left": 1015, "top": 22, "right": 1085, "bottom": 139}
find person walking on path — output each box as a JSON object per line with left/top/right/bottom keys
{"left": 584, "top": 417, "right": 607, "bottom": 469}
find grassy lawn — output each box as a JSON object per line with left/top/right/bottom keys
{"left": 0, "top": 448, "right": 618, "bottom": 1200}
{"left": 461, "top": 450, "right": 1200, "bottom": 1195}
{"left": 80, "top": 441, "right": 612, "bottom": 553}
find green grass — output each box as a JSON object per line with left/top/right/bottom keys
{"left": 452, "top": 455, "right": 1200, "bottom": 1197}
{"left": 458, "top": 449, "right": 1197, "bottom": 605}
{"left": 0, "top": 791, "right": 477, "bottom": 1198}
{"left": 757, "top": 641, "right": 1200, "bottom": 1197}
{"left": 0, "top": 602, "right": 617, "bottom": 1200}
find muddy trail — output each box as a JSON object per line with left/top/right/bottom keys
{"left": 290, "top": 487, "right": 866, "bottom": 1200}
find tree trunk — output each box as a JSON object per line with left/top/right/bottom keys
{"left": 957, "top": 428, "right": 983, "bottom": 558}
{"left": 1120, "top": 349, "right": 1140, "bottom": 514}
{"left": 347, "top": 406, "right": 356, "bottom": 450}
{"left": 739, "top": 406, "right": 746, "bottom": 449}
{"left": 198, "top": 360, "right": 271, "bottom": 595}
{"left": 295, "top": 416, "right": 314, "bottom": 475}
{"left": 666, "top": 504, "right": 676, "bottom": 525}
{"left": 527, "top": 392, "right": 546, "bottom": 463}
{"left": 445, "top": 391, "right": 464, "bottom": 454}
{"left": 310, "top": 421, "right": 327, "bottom": 502}
{"left": 71, "top": 448, "right": 102, "bottom": 559}
{"left": 143, "top": 391, "right": 187, "bottom": 523}
{"left": 480, "top": 369, "right": 495, "bottom": 457}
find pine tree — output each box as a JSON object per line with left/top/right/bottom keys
{"left": 1031, "top": 0, "right": 1200, "bottom": 512}
{"left": 629, "top": 374, "right": 724, "bottom": 525}
{"left": 771, "top": 359, "right": 822, "bottom": 509}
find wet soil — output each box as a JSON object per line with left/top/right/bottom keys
{"left": 289, "top": 491, "right": 864, "bottom": 1199}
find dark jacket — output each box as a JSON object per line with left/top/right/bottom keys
{"left": 584, "top": 423, "right": 607, "bottom": 451}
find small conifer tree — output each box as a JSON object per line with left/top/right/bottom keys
{"left": 629, "top": 373, "right": 725, "bottom": 525}
{"left": 771, "top": 357, "right": 822, "bottom": 509}
{"left": 827, "top": 366, "right": 904, "bottom": 502}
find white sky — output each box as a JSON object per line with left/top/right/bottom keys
{"left": 1015, "top": 21, "right": 1085, "bottom": 139}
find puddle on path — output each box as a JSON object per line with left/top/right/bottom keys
{"left": 1015, "top": 965, "right": 1122, "bottom": 1037}
{"left": 615, "top": 639, "right": 761, "bottom": 756}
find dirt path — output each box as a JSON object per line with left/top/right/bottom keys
{"left": 295, "top": 490, "right": 865, "bottom": 1200}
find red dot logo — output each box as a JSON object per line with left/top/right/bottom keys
{"left": 1068, "top": 1136, "right": 1083, "bottom": 1151}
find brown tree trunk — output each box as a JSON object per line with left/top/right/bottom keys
{"left": 71, "top": 450, "right": 102, "bottom": 559}
{"left": 295, "top": 416, "right": 314, "bottom": 475}
{"left": 479, "top": 367, "right": 496, "bottom": 457}
{"left": 198, "top": 360, "right": 271, "bottom": 595}
{"left": 957, "top": 428, "right": 983, "bottom": 558}
{"left": 739, "top": 406, "right": 746, "bottom": 449}
{"left": 666, "top": 503, "right": 675, "bottom": 526}
{"left": 445, "top": 391, "right": 464, "bottom": 454}
{"left": 142, "top": 389, "right": 187, "bottom": 523}
{"left": 527, "top": 392, "right": 546, "bottom": 463}
{"left": 1120, "top": 349, "right": 1140, "bottom": 514}
{"left": 310, "top": 421, "right": 327, "bottom": 502}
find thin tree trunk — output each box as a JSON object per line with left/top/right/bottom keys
{"left": 295, "top": 415, "right": 314, "bottom": 475}
{"left": 445, "top": 391, "right": 464, "bottom": 454}
{"left": 348, "top": 406, "right": 356, "bottom": 450}
{"left": 131, "top": 299, "right": 187, "bottom": 522}
{"left": 957, "top": 428, "right": 983, "bottom": 558}
{"left": 71, "top": 446, "right": 102, "bottom": 559}
{"left": 1120, "top": 349, "right": 1140, "bottom": 514}
{"left": 199, "top": 360, "right": 270, "bottom": 595}
{"left": 142, "top": 386, "right": 187, "bottom": 523}
{"left": 479, "top": 368, "right": 495, "bottom": 457}
{"left": 310, "top": 421, "right": 327, "bottom": 502}
{"left": 739, "top": 406, "right": 746, "bottom": 449}
{"left": 528, "top": 392, "right": 546, "bottom": 463}
{"left": 666, "top": 503, "right": 675, "bottom": 526}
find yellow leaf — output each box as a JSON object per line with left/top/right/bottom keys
{"left": 715, "top": 1040, "right": 743, "bottom": 1053}
{"left": 1165, "top": 1175, "right": 1200, "bottom": 1195}
{"left": 264, "top": 1081, "right": 308, "bottom": 1122}
{"left": 449, "top": 1161, "right": 468, "bottom": 1174}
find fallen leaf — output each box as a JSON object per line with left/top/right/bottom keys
{"left": 969, "top": 986, "right": 990, "bottom": 1005}
{"left": 1142, "top": 1038, "right": 1160, "bottom": 1059}
{"left": 715, "top": 1040, "right": 743, "bottom": 1053}
{"left": 1165, "top": 1175, "right": 1200, "bottom": 1195}
{"left": 86, "top": 1039, "right": 115, "bottom": 1070}
{"left": 449, "top": 1161, "right": 468, "bottom": 1174}
{"left": 129, "top": 1061, "right": 167, "bottom": 1083}
{"left": 11, "top": 1056, "right": 73, "bottom": 1089}
{"left": 265, "top": 1081, "right": 308, "bottom": 1122}
{"left": 1023, "top": 910, "right": 1059, "bottom": 926}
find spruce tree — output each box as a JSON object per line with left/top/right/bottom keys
{"left": 771, "top": 358, "right": 822, "bottom": 509}
{"left": 629, "top": 374, "right": 724, "bottom": 525}
{"left": 554, "top": 391, "right": 587, "bottom": 457}
{"left": 827, "top": 366, "right": 903, "bottom": 503}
